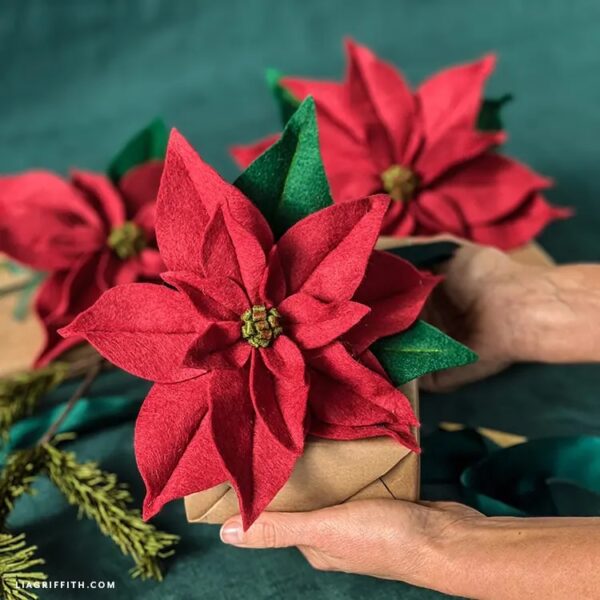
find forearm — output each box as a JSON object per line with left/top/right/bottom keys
{"left": 504, "top": 264, "right": 600, "bottom": 363}
{"left": 417, "top": 516, "right": 600, "bottom": 599}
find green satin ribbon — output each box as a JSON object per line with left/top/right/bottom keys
{"left": 423, "top": 428, "right": 600, "bottom": 517}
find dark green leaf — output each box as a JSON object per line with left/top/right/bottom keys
{"left": 372, "top": 320, "right": 478, "bottom": 386}
{"left": 266, "top": 68, "right": 301, "bottom": 125}
{"left": 477, "top": 94, "right": 513, "bottom": 132}
{"left": 234, "top": 97, "right": 333, "bottom": 237}
{"left": 107, "top": 118, "right": 168, "bottom": 184}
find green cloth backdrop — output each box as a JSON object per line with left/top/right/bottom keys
{"left": 1, "top": 1, "right": 600, "bottom": 598}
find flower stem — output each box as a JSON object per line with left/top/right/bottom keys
{"left": 37, "top": 359, "right": 102, "bottom": 446}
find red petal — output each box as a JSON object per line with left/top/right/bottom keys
{"left": 279, "top": 293, "right": 369, "bottom": 349}
{"left": 413, "top": 190, "right": 469, "bottom": 236}
{"left": 0, "top": 171, "right": 103, "bottom": 271}
{"left": 201, "top": 205, "right": 269, "bottom": 302}
{"left": 269, "top": 195, "right": 388, "bottom": 302}
{"left": 469, "top": 192, "right": 572, "bottom": 250}
{"left": 155, "top": 129, "right": 259, "bottom": 273}
{"left": 184, "top": 323, "right": 248, "bottom": 371}
{"left": 345, "top": 39, "right": 421, "bottom": 166}
{"left": 162, "top": 271, "right": 248, "bottom": 320}
{"left": 432, "top": 153, "right": 552, "bottom": 226}
{"left": 250, "top": 336, "right": 308, "bottom": 452}
{"left": 59, "top": 283, "right": 205, "bottom": 382}
{"left": 310, "top": 419, "right": 419, "bottom": 454}
{"left": 345, "top": 251, "right": 440, "bottom": 352}
{"left": 118, "top": 160, "right": 163, "bottom": 218}
{"left": 307, "top": 342, "right": 419, "bottom": 427}
{"left": 230, "top": 134, "right": 280, "bottom": 169}
{"left": 380, "top": 200, "right": 418, "bottom": 237}
{"left": 209, "top": 368, "right": 302, "bottom": 529}
{"left": 135, "top": 249, "right": 164, "bottom": 280}
{"left": 135, "top": 378, "right": 227, "bottom": 520}
{"left": 418, "top": 54, "right": 496, "bottom": 145}
{"left": 71, "top": 170, "right": 125, "bottom": 230}
{"left": 417, "top": 129, "right": 506, "bottom": 185}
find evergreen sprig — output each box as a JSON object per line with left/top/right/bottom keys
{"left": 0, "top": 533, "right": 46, "bottom": 600}
{"left": 40, "top": 440, "right": 179, "bottom": 580}
{"left": 0, "top": 365, "right": 69, "bottom": 441}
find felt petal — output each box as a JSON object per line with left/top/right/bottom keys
{"left": 34, "top": 331, "right": 85, "bottom": 369}
{"left": 310, "top": 419, "right": 419, "bottom": 454}
{"left": 162, "top": 271, "right": 248, "bottom": 320}
{"left": 0, "top": 171, "right": 103, "bottom": 271}
{"left": 155, "top": 129, "right": 256, "bottom": 273}
{"left": 184, "top": 322, "right": 248, "bottom": 371}
{"left": 345, "top": 39, "right": 420, "bottom": 165}
{"left": 469, "top": 192, "right": 572, "bottom": 250}
{"left": 413, "top": 190, "right": 469, "bottom": 237}
{"left": 279, "top": 293, "right": 369, "bottom": 349}
{"left": 345, "top": 251, "right": 440, "bottom": 353}
{"left": 118, "top": 160, "right": 163, "bottom": 218}
{"left": 209, "top": 368, "right": 302, "bottom": 529}
{"left": 433, "top": 153, "right": 553, "bottom": 225}
{"left": 308, "top": 342, "right": 419, "bottom": 427}
{"left": 281, "top": 78, "right": 364, "bottom": 143}
{"left": 200, "top": 205, "right": 268, "bottom": 301}
{"left": 379, "top": 198, "right": 418, "bottom": 237}
{"left": 71, "top": 170, "right": 126, "bottom": 230}
{"left": 418, "top": 54, "right": 496, "bottom": 144}
{"left": 133, "top": 203, "right": 157, "bottom": 241}
{"left": 250, "top": 336, "right": 308, "bottom": 452}
{"left": 417, "top": 129, "right": 506, "bottom": 185}
{"left": 230, "top": 134, "right": 280, "bottom": 169}
{"left": 135, "top": 378, "right": 227, "bottom": 520}
{"left": 60, "top": 283, "right": 204, "bottom": 383}
{"left": 270, "top": 195, "right": 389, "bottom": 302}
{"left": 136, "top": 248, "right": 164, "bottom": 279}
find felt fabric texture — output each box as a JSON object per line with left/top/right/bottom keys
{"left": 4, "top": 3, "right": 600, "bottom": 598}
{"left": 0, "top": 124, "right": 165, "bottom": 367}
{"left": 232, "top": 40, "right": 572, "bottom": 249}
{"left": 61, "top": 129, "right": 450, "bottom": 529}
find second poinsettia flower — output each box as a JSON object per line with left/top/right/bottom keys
{"left": 0, "top": 160, "right": 164, "bottom": 365}
{"left": 60, "top": 130, "right": 439, "bottom": 528}
{"left": 232, "top": 39, "right": 571, "bottom": 249}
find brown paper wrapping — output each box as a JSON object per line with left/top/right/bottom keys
{"left": 184, "top": 380, "right": 419, "bottom": 524}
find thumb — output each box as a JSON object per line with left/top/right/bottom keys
{"left": 220, "top": 512, "right": 313, "bottom": 549}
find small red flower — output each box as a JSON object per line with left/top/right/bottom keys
{"left": 232, "top": 40, "right": 571, "bottom": 249}
{"left": 61, "top": 131, "right": 438, "bottom": 528}
{"left": 0, "top": 161, "right": 164, "bottom": 366}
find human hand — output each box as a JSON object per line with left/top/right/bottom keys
{"left": 410, "top": 238, "right": 551, "bottom": 391}
{"left": 220, "top": 499, "right": 481, "bottom": 584}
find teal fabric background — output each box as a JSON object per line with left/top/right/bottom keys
{"left": 1, "top": 1, "right": 599, "bottom": 598}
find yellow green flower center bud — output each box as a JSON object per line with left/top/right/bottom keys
{"left": 241, "top": 305, "right": 283, "bottom": 349}
{"left": 380, "top": 164, "right": 419, "bottom": 202}
{"left": 107, "top": 221, "right": 146, "bottom": 260}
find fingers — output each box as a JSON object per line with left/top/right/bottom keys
{"left": 220, "top": 511, "right": 318, "bottom": 549}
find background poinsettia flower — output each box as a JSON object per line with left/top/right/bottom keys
{"left": 0, "top": 160, "right": 164, "bottom": 366}
{"left": 60, "top": 130, "right": 438, "bottom": 529}
{"left": 231, "top": 39, "right": 571, "bottom": 249}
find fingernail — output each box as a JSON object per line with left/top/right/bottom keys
{"left": 220, "top": 521, "right": 243, "bottom": 544}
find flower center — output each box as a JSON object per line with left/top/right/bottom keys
{"left": 380, "top": 164, "right": 419, "bottom": 202}
{"left": 107, "top": 221, "right": 146, "bottom": 259}
{"left": 241, "top": 305, "right": 283, "bottom": 349}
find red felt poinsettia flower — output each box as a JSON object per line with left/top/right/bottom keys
{"left": 0, "top": 161, "right": 164, "bottom": 366}
{"left": 232, "top": 40, "right": 571, "bottom": 249}
{"left": 60, "top": 130, "right": 438, "bottom": 528}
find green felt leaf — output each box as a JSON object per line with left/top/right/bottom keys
{"left": 371, "top": 320, "right": 478, "bottom": 386}
{"left": 386, "top": 241, "right": 459, "bottom": 270}
{"left": 477, "top": 94, "right": 513, "bottom": 132}
{"left": 107, "top": 118, "right": 168, "bottom": 183}
{"left": 266, "top": 68, "right": 301, "bottom": 125}
{"left": 234, "top": 97, "right": 333, "bottom": 237}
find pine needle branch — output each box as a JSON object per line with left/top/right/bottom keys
{"left": 40, "top": 441, "right": 179, "bottom": 580}
{"left": 0, "top": 532, "right": 46, "bottom": 600}
{"left": 0, "top": 365, "right": 69, "bottom": 441}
